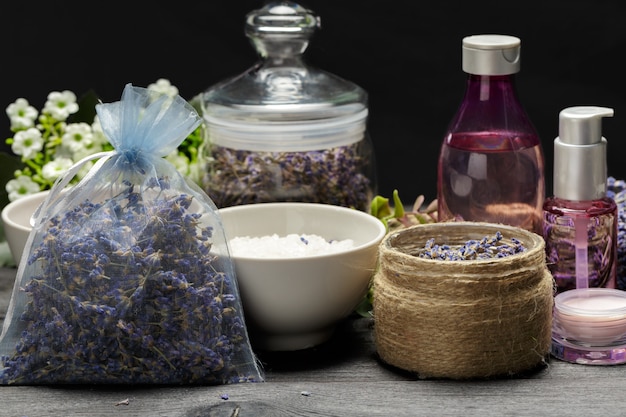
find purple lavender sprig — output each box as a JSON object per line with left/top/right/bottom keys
{"left": 607, "top": 176, "right": 626, "bottom": 290}
{"left": 416, "top": 231, "right": 527, "bottom": 261}
{"left": 203, "top": 143, "right": 374, "bottom": 210}
{"left": 0, "top": 178, "right": 258, "bottom": 385}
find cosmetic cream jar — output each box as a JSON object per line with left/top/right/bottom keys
{"left": 552, "top": 288, "right": 626, "bottom": 365}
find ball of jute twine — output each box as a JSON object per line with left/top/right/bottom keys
{"left": 373, "top": 221, "right": 554, "bottom": 380}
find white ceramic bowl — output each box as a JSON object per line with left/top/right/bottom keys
{"left": 1, "top": 191, "right": 50, "bottom": 264}
{"left": 219, "top": 202, "right": 386, "bottom": 351}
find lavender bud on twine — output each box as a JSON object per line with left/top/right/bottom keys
{"left": 202, "top": 143, "right": 373, "bottom": 210}
{"left": 416, "top": 231, "right": 527, "bottom": 261}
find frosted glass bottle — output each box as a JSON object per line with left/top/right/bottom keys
{"left": 437, "top": 35, "right": 545, "bottom": 234}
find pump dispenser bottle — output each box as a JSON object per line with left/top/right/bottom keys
{"left": 437, "top": 34, "right": 545, "bottom": 234}
{"left": 543, "top": 106, "right": 617, "bottom": 293}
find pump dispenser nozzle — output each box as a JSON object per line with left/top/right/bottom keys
{"left": 553, "top": 106, "right": 614, "bottom": 201}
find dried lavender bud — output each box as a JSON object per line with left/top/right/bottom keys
{"left": 0, "top": 178, "right": 258, "bottom": 385}
{"left": 415, "top": 231, "right": 527, "bottom": 261}
{"left": 607, "top": 176, "right": 626, "bottom": 290}
{"left": 202, "top": 143, "right": 374, "bottom": 210}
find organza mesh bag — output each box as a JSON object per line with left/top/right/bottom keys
{"left": 0, "top": 84, "right": 264, "bottom": 385}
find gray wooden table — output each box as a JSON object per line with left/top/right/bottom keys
{"left": 0, "top": 267, "right": 623, "bottom": 416}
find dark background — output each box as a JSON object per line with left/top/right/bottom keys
{"left": 1, "top": 1, "right": 625, "bottom": 205}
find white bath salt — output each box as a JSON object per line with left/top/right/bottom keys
{"left": 229, "top": 233, "right": 355, "bottom": 258}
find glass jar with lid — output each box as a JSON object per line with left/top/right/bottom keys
{"left": 193, "top": 1, "right": 376, "bottom": 211}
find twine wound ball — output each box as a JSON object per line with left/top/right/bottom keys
{"left": 373, "top": 222, "right": 554, "bottom": 379}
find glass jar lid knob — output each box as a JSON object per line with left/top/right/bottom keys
{"left": 245, "top": 2, "right": 320, "bottom": 59}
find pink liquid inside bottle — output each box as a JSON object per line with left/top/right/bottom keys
{"left": 543, "top": 196, "right": 617, "bottom": 292}
{"left": 438, "top": 35, "right": 545, "bottom": 234}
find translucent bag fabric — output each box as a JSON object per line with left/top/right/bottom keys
{"left": 0, "top": 84, "right": 264, "bottom": 385}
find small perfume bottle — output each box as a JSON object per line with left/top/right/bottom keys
{"left": 437, "top": 34, "right": 545, "bottom": 234}
{"left": 543, "top": 106, "right": 617, "bottom": 293}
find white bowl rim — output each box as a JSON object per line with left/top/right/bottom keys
{"left": 219, "top": 202, "right": 387, "bottom": 261}
{"left": 1, "top": 190, "right": 51, "bottom": 233}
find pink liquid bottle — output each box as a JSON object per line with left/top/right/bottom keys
{"left": 437, "top": 35, "right": 545, "bottom": 234}
{"left": 543, "top": 106, "right": 617, "bottom": 293}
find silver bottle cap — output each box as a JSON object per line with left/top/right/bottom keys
{"left": 553, "top": 106, "right": 614, "bottom": 201}
{"left": 462, "top": 34, "right": 520, "bottom": 76}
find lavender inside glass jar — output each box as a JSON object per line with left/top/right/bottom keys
{"left": 197, "top": 102, "right": 376, "bottom": 211}
{"left": 192, "top": 2, "right": 377, "bottom": 210}
{"left": 203, "top": 141, "right": 374, "bottom": 210}
{"left": 197, "top": 102, "right": 377, "bottom": 211}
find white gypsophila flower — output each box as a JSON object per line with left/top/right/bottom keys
{"left": 6, "top": 175, "right": 40, "bottom": 201}
{"left": 6, "top": 98, "right": 38, "bottom": 130}
{"left": 41, "top": 157, "right": 74, "bottom": 181}
{"left": 12, "top": 127, "right": 44, "bottom": 160}
{"left": 61, "top": 122, "right": 94, "bottom": 154}
{"left": 43, "top": 90, "right": 79, "bottom": 121}
{"left": 37, "top": 120, "right": 66, "bottom": 133}
{"left": 147, "top": 78, "right": 179, "bottom": 98}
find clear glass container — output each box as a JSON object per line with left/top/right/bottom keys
{"left": 437, "top": 35, "right": 545, "bottom": 234}
{"left": 551, "top": 288, "right": 626, "bottom": 365}
{"left": 193, "top": 2, "right": 376, "bottom": 210}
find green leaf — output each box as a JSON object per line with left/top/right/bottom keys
{"left": 391, "top": 189, "right": 405, "bottom": 219}
{"left": 369, "top": 195, "right": 392, "bottom": 219}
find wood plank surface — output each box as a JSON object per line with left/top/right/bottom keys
{"left": 0, "top": 267, "right": 624, "bottom": 416}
